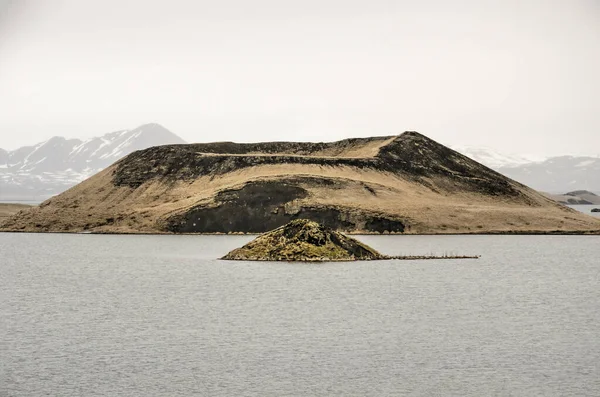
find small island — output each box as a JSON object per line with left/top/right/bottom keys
{"left": 222, "top": 219, "right": 479, "bottom": 262}
{"left": 592, "top": 208, "right": 600, "bottom": 213}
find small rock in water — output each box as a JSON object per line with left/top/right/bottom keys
{"left": 221, "top": 219, "right": 384, "bottom": 262}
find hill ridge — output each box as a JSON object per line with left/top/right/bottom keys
{"left": 3, "top": 131, "right": 600, "bottom": 234}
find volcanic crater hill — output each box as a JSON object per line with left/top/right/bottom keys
{"left": 3, "top": 131, "right": 600, "bottom": 234}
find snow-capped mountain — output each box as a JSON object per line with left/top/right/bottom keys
{"left": 0, "top": 123, "right": 185, "bottom": 200}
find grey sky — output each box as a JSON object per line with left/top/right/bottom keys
{"left": 0, "top": 0, "right": 598, "bottom": 156}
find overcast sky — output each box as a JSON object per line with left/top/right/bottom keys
{"left": 0, "top": 0, "right": 598, "bottom": 156}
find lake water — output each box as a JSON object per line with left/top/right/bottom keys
{"left": 0, "top": 199, "right": 45, "bottom": 205}
{"left": 568, "top": 204, "right": 600, "bottom": 218}
{"left": 2, "top": 233, "right": 599, "bottom": 396}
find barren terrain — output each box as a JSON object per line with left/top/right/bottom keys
{"left": 0, "top": 204, "right": 32, "bottom": 225}
{"left": 3, "top": 132, "right": 599, "bottom": 234}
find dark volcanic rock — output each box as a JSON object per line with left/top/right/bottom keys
{"left": 592, "top": 208, "right": 600, "bottom": 213}
{"left": 221, "top": 219, "right": 385, "bottom": 261}
{"left": 112, "top": 132, "right": 525, "bottom": 199}
{"left": 165, "top": 177, "right": 405, "bottom": 233}
{"left": 111, "top": 139, "right": 384, "bottom": 188}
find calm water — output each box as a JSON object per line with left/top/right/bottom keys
{"left": 568, "top": 204, "right": 600, "bottom": 218}
{"left": 0, "top": 199, "right": 45, "bottom": 205}
{"left": 2, "top": 233, "right": 599, "bottom": 396}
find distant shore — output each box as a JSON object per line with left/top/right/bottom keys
{"left": 0, "top": 203, "right": 32, "bottom": 225}
{"left": 1, "top": 228, "right": 599, "bottom": 236}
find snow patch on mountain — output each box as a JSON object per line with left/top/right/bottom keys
{"left": 576, "top": 159, "right": 596, "bottom": 168}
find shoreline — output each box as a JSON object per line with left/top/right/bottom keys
{"left": 1, "top": 229, "right": 599, "bottom": 236}
{"left": 220, "top": 255, "right": 481, "bottom": 262}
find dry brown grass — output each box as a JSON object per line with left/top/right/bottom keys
{"left": 3, "top": 159, "right": 600, "bottom": 234}
{"left": 0, "top": 204, "right": 32, "bottom": 225}
{"left": 200, "top": 136, "right": 397, "bottom": 159}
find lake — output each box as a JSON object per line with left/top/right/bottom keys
{"left": 0, "top": 199, "right": 45, "bottom": 205}
{"left": 2, "top": 233, "right": 599, "bottom": 396}
{"left": 568, "top": 204, "right": 600, "bottom": 218}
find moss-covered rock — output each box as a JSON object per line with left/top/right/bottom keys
{"left": 221, "top": 219, "right": 384, "bottom": 261}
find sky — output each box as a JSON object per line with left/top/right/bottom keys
{"left": 0, "top": 0, "right": 599, "bottom": 156}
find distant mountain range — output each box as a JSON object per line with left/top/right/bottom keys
{"left": 0, "top": 123, "right": 185, "bottom": 200}
{"left": 1, "top": 127, "right": 598, "bottom": 201}
{"left": 496, "top": 156, "right": 600, "bottom": 194}
{"left": 454, "top": 147, "right": 599, "bottom": 194}
{"left": 542, "top": 190, "right": 600, "bottom": 205}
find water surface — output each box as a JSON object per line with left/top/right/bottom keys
{"left": 568, "top": 204, "right": 600, "bottom": 218}
{"left": 2, "top": 233, "right": 599, "bottom": 396}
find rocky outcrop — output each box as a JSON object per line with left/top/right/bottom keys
{"left": 0, "top": 203, "right": 32, "bottom": 226}
{"left": 165, "top": 178, "right": 406, "bottom": 233}
{"left": 222, "top": 219, "right": 481, "bottom": 261}
{"left": 222, "top": 219, "right": 385, "bottom": 261}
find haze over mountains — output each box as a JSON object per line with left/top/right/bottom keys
{"left": 452, "top": 146, "right": 544, "bottom": 169}
{"left": 497, "top": 157, "right": 600, "bottom": 194}
{"left": 454, "top": 146, "right": 599, "bottom": 193}
{"left": 0, "top": 123, "right": 598, "bottom": 201}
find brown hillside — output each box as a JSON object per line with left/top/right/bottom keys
{"left": 2, "top": 132, "right": 600, "bottom": 234}
{"left": 0, "top": 203, "right": 32, "bottom": 225}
